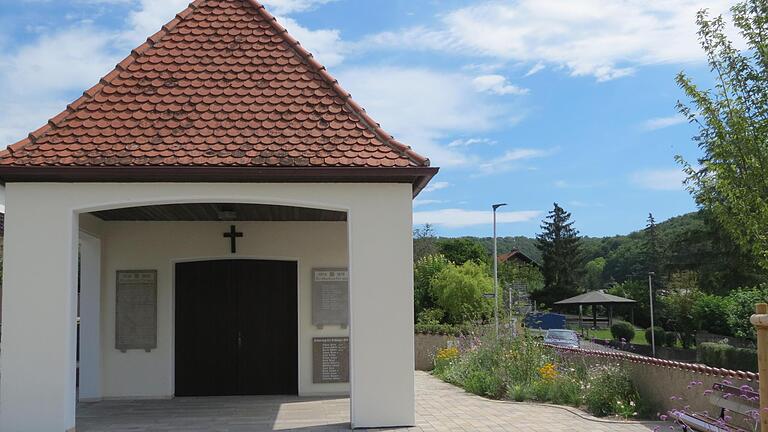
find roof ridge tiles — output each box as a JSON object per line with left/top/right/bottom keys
{"left": 245, "top": 0, "right": 430, "bottom": 167}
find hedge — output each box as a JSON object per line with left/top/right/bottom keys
{"left": 645, "top": 327, "right": 665, "bottom": 345}
{"left": 610, "top": 321, "right": 635, "bottom": 342}
{"left": 414, "top": 323, "right": 474, "bottom": 336}
{"left": 696, "top": 342, "right": 758, "bottom": 372}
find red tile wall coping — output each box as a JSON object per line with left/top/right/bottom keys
{"left": 0, "top": 0, "right": 430, "bottom": 171}
{"left": 548, "top": 344, "right": 759, "bottom": 382}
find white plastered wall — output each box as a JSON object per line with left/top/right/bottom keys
{"left": 96, "top": 220, "right": 349, "bottom": 398}
{"left": 0, "top": 182, "right": 415, "bottom": 432}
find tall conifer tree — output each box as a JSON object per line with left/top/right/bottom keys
{"left": 535, "top": 203, "right": 583, "bottom": 307}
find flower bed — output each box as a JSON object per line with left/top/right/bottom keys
{"left": 432, "top": 328, "right": 648, "bottom": 419}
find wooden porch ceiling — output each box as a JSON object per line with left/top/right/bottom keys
{"left": 91, "top": 203, "right": 347, "bottom": 222}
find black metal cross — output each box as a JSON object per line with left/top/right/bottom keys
{"left": 223, "top": 225, "right": 243, "bottom": 253}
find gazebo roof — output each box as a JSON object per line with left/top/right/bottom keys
{"left": 0, "top": 0, "right": 436, "bottom": 192}
{"left": 553, "top": 290, "right": 636, "bottom": 305}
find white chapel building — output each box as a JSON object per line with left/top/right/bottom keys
{"left": 0, "top": 0, "right": 437, "bottom": 430}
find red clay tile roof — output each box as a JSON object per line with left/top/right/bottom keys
{"left": 0, "top": 0, "right": 430, "bottom": 171}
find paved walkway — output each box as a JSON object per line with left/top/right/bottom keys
{"left": 77, "top": 372, "right": 662, "bottom": 431}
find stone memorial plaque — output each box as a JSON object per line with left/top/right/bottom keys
{"left": 312, "top": 268, "right": 349, "bottom": 328}
{"left": 312, "top": 337, "right": 349, "bottom": 383}
{"left": 115, "top": 270, "right": 157, "bottom": 352}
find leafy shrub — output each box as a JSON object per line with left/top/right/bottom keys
{"left": 724, "top": 285, "right": 768, "bottom": 340}
{"left": 692, "top": 294, "right": 732, "bottom": 335}
{"left": 644, "top": 327, "right": 665, "bottom": 345}
{"left": 439, "top": 340, "right": 506, "bottom": 398}
{"left": 463, "top": 368, "right": 505, "bottom": 398}
{"left": 549, "top": 375, "right": 583, "bottom": 406}
{"left": 430, "top": 261, "right": 493, "bottom": 324}
{"left": 414, "top": 322, "right": 473, "bottom": 336}
{"left": 584, "top": 364, "right": 639, "bottom": 417}
{"left": 664, "top": 331, "right": 678, "bottom": 348}
{"left": 610, "top": 321, "right": 636, "bottom": 342}
{"left": 437, "top": 238, "right": 489, "bottom": 265}
{"left": 414, "top": 254, "right": 452, "bottom": 317}
{"left": 508, "top": 383, "right": 529, "bottom": 402}
{"left": 697, "top": 342, "right": 758, "bottom": 372}
{"left": 416, "top": 308, "right": 445, "bottom": 325}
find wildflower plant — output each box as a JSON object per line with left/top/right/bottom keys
{"left": 432, "top": 322, "right": 646, "bottom": 418}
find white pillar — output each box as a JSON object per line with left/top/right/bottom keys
{"left": 348, "top": 187, "right": 415, "bottom": 428}
{"left": 0, "top": 187, "right": 79, "bottom": 432}
{"left": 78, "top": 232, "right": 102, "bottom": 401}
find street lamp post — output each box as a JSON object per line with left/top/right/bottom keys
{"left": 493, "top": 203, "right": 507, "bottom": 338}
{"left": 648, "top": 271, "right": 656, "bottom": 357}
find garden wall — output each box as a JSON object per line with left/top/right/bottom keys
{"left": 414, "top": 333, "right": 455, "bottom": 371}
{"left": 557, "top": 346, "right": 757, "bottom": 421}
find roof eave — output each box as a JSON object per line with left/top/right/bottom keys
{"left": 0, "top": 166, "right": 439, "bottom": 198}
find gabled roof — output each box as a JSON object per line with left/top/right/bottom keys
{"left": 0, "top": 0, "right": 436, "bottom": 192}
{"left": 553, "top": 290, "right": 636, "bottom": 305}
{"left": 498, "top": 248, "right": 539, "bottom": 267}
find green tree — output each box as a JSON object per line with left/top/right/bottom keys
{"left": 692, "top": 293, "right": 732, "bottom": 335}
{"left": 725, "top": 285, "right": 768, "bottom": 339}
{"left": 437, "top": 238, "right": 489, "bottom": 265}
{"left": 582, "top": 257, "right": 606, "bottom": 292}
{"left": 676, "top": 0, "right": 768, "bottom": 269}
{"left": 535, "top": 203, "right": 583, "bottom": 307}
{"left": 430, "top": 261, "right": 493, "bottom": 324}
{"left": 499, "top": 261, "right": 544, "bottom": 313}
{"left": 661, "top": 271, "right": 701, "bottom": 347}
{"left": 413, "top": 254, "right": 451, "bottom": 318}
{"left": 607, "top": 279, "right": 650, "bottom": 327}
{"left": 645, "top": 213, "right": 662, "bottom": 275}
{"left": 413, "top": 224, "right": 438, "bottom": 262}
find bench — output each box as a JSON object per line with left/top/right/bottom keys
{"left": 673, "top": 382, "right": 759, "bottom": 432}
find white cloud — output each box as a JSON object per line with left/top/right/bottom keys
{"left": 448, "top": 137, "right": 496, "bottom": 148}
{"left": 423, "top": 181, "right": 450, "bottom": 193}
{"left": 261, "top": 0, "right": 337, "bottom": 15}
{"left": 413, "top": 199, "right": 445, "bottom": 207}
{"left": 478, "top": 148, "right": 554, "bottom": 174}
{"left": 276, "top": 16, "right": 345, "bottom": 67}
{"left": 472, "top": 74, "right": 529, "bottom": 95}
{"left": 413, "top": 208, "right": 542, "bottom": 228}
{"left": 0, "top": 27, "right": 121, "bottom": 146}
{"left": 363, "top": 0, "right": 737, "bottom": 81}
{"left": 524, "top": 62, "right": 545, "bottom": 77}
{"left": 120, "top": 0, "right": 190, "bottom": 46}
{"left": 336, "top": 66, "right": 510, "bottom": 167}
{"left": 630, "top": 168, "right": 686, "bottom": 191}
{"left": 643, "top": 114, "right": 687, "bottom": 131}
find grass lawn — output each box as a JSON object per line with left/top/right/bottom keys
{"left": 577, "top": 327, "right": 649, "bottom": 345}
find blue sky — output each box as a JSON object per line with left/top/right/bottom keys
{"left": 0, "top": 0, "right": 737, "bottom": 237}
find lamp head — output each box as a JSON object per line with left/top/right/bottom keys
{"left": 492, "top": 203, "right": 508, "bottom": 211}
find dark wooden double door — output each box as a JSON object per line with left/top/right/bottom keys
{"left": 175, "top": 259, "right": 297, "bottom": 396}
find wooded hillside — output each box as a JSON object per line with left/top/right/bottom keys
{"left": 458, "top": 211, "right": 763, "bottom": 295}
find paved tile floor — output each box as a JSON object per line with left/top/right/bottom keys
{"left": 77, "top": 372, "right": 663, "bottom": 431}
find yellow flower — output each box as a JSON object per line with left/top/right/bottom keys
{"left": 436, "top": 346, "right": 460, "bottom": 362}
{"left": 538, "top": 363, "right": 558, "bottom": 381}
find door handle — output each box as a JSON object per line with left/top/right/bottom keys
{"left": 238, "top": 331, "right": 242, "bottom": 349}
